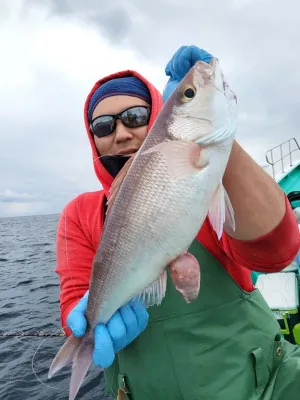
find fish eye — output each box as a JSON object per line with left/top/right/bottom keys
{"left": 181, "top": 85, "right": 196, "bottom": 102}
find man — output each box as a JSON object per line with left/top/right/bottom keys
{"left": 55, "top": 46, "right": 300, "bottom": 399}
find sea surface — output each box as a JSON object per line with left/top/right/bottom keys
{"left": 0, "top": 214, "right": 111, "bottom": 400}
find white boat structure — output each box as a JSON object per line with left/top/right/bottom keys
{"left": 260, "top": 137, "right": 300, "bottom": 187}
{"left": 255, "top": 138, "right": 300, "bottom": 345}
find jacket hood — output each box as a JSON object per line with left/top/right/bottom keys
{"left": 83, "top": 70, "right": 163, "bottom": 198}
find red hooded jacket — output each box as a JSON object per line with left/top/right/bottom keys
{"left": 55, "top": 70, "right": 299, "bottom": 335}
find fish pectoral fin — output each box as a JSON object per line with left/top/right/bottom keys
{"left": 208, "top": 182, "right": 235, "bottom": 240}
{"left": 106, "top": 155, "right": 135, "bottom": 216}
{"left": 223, "top": 184, "right": 236, "bottom": 233}
{"left": 134, "top": 270, "right": 167, "bottom": 307}
{"left": 143, "top": 140, "right": 207, "bottom": 179}
{"left": 169, "top": 252, "right": 201, "bottom": 303}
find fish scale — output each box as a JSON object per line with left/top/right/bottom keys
{"left": 92, "top": 152, "right": 215, "bottom": 325}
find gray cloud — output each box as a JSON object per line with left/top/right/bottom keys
{"left": 24, "top": 0, "right": 132, "bottom": 44}
{"left": 23, "top": 0, "right": 300, "bottom": 134}
{"left": 89, "top": 9, "right": 131, "bottom": 44}
{"left": 0, "top": 190, "right": 33, "bottom": 203}
{"left": 1, "top": 0, "right": 300, "bottom": 217}
{"left": 24, "top": 0, "right": 72, "bottom": 14}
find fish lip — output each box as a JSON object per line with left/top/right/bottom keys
{"left": 117, "top": 148, "right": 138, "bottom": 155}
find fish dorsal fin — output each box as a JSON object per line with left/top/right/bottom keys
{"left": 133, "top": 270, "right": 167, "bottom": 308}
{"left": 106, "top": 156, "right": 135, "bottom": 216}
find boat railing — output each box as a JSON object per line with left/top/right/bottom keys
{"left": 265, "top": 138, "right": 300, "bottom": 179}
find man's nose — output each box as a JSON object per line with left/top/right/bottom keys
{"left": 114, "top": 120, "right": 134, "bottom": 143}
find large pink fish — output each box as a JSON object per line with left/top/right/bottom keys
{"left": 48, "top": 58, "right": 237, "bottom": 400}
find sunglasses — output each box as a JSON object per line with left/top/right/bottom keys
{"left": 90, "top": 106, "right": 151, "bottom": 138}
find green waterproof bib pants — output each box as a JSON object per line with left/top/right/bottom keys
{"left": 104, "top": 240, "right": 300, "bottom": 400}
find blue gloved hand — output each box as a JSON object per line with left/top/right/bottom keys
{"left": 67, "top": 291, "right": 149, "bottom": 368}
{"left": 163, "top": 45, "right": 213, "bottom": 102}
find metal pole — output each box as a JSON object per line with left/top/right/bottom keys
{"left": 280, "top": 144, "right": 284, "bottom": 174}
{"left": 270, "top": 149, "right": 275, "bottom": 179}
{"left": 289, "top": 139, "right": 292, "bottom": 166}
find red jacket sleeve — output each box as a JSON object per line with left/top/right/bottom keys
{"left": 220, "top": 195, "right": 300, "bottom": 272}
{"left": 55, "top": 193, "right": 102, "bottom": 335}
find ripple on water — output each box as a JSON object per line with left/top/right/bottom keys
{"left": 16, "top": 279, "right": 34, "bottom": 287}
{"left": 0, "top": 214, "right": 109, "bottom": 399}
{"left": 30, "top": 284, "right": 58, "bottom": 293}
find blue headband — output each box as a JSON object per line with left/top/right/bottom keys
{"left": 88, "top": 76, "right": 151, "bottom": 121}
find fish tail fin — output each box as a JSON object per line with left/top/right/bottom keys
{"left": 48, "top": 334, "right": 94, "bottom": 400}
{"left": 48, "top": 334, "right": 81, "bottom": 378}
{"left": 69, "top": 337, "right": 94, "bottom": 400}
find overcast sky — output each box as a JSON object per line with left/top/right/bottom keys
{"left": 1, "top": 0, "right": 299, "bottom": 217}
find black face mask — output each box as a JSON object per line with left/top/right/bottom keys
{"left": 101, "top": 155, "right": 130, "bottom": 218}
{"left": 100, "top": 155, "right": 130, "bottom": 178}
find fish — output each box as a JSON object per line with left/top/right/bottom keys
{"left": 48, "top": 57, "right": 238, "bottom": 400}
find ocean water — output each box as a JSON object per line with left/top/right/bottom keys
{"left": 0, "top": 214, "right": 110, "bottom": 400}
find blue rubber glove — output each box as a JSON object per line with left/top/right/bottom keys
{"left": 163, "top": 45, "right": 214, "bottom": 102}
{"left": 67, "top": 291, "right": 149, "bottom": 368}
